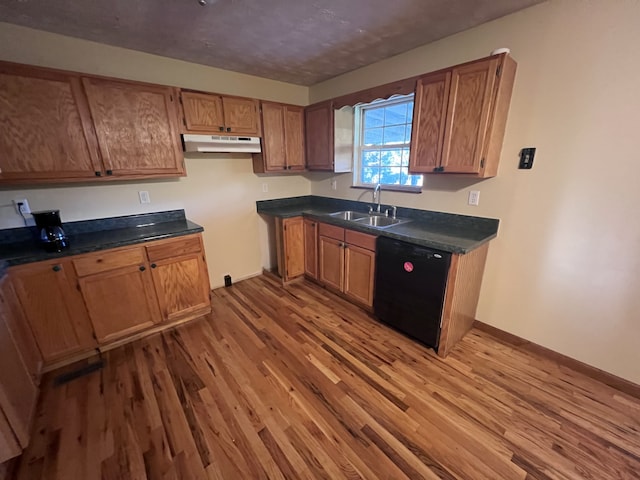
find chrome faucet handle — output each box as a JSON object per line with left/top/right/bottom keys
{"left": 385, "top": 206, "right": 397, "bottom": 219}
{"left": 368, "top": 205, "right": 374, "bottom": 215}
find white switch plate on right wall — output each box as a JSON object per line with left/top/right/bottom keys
{"left": 468, "top": 190, "right": 480, "bottom": 206}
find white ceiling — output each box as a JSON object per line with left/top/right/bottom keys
{"left": 0, "top": 0, "right": 544, "bottom": 85}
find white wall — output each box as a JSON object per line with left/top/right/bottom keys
{"left": 0, "top": 22, "right": 311, "bottom": 287}
{"left": 309, "top": 0, "right": 640, "bottom": 384}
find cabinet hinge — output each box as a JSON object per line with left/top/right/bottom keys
{"left": 480, "top": 158, "right": 485, "bottom": 169}
{"left": 178, "top": 95, "right": 183, "bottom": 105}
{"left": 284, "top": 225, "right": 287, "bottom": 231}
{"left": 170, "top": 94, "right": 174, "bottom": 102}
{"left": 496, "top": 65, "right": 502, "bottom": 77}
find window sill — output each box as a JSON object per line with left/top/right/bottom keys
{"left": 350, "top": 184, "right": 422, "bottom": 194}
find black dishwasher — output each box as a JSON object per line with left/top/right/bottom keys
{"left": 374, "top": 237, "right": 451, "bottom": 350}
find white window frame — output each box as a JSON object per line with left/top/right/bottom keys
{"left": 352, "top": 94, "right": 422, "bottom": 192}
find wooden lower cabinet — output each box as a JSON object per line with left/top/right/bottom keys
{"left": 318, "top": 223, "right": 376, "bottom": 308}
{"left": 147, "top": 236, "right": 211, "bottom": 322}
{"left": 8, "top": 233, "right": 211, "bottom": 368}
{"left": 76, "top": 249, "right": 161, "bottom": 344}
{"left": 303, "top": 218, "right": 318, "bottom": 280}
{"left": 11, "top": 260, "right": 96, "bottom": 364}
{"left": 275, "top": 217, "right": 304, "bottom": 282}
{"left": 0, "top": 276, "right": 41, "bottom": 463}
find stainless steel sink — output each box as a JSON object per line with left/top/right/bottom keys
{"left": 354, "top": 215, "right": 410, "bottom": 228}
{"left": 328, "top": 210, "right": 368, "bottom": 221}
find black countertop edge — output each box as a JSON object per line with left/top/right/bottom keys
{"left": 1, "top": 216, "right": 203, "bottom": 268}
{"left": 256, "top": 196, "right": 499, "bottom": 255}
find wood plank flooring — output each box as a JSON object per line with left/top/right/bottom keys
{"left": 12, "top": 275, "right": 640, "bottom": 479}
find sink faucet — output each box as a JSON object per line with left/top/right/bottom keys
{"left": 372, "top": 183, "right": 382, "bottom": 213}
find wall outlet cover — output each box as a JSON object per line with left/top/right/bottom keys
{"left": 138, "top": 191, "right": 151, "bottom": 204}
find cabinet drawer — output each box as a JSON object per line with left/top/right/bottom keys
{"left": 146, "top": 235, "right": 202, "bottom": 262}
{"left": 345, "top": 230, "right": 376, "bottom": 251}
{"left": 318, "top": 223, "right": 344, "bottom": 242}
{"left": 73, "top": 247, "right": 146, "bottom": 277}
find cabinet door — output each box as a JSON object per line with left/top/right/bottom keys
{"left": 222, "top": 96, "right": 261, "bottom": 136}
{"left": 303, "top": 218, "right": 318, "bottom": 280}
{"left": 79, "top": 264, "right": 160, "bottom": 344}
{"left": 260, "top": 102, "right": 287, "bottom": 171}
{"left": 0, "top": 410, "right": 21, "bottom": 464}
{"left": 344, "top": 244, "right": 376, "bottom": 307}
{"left": 11, "top": 261, "right": 96, "bottom": 364}
{"left": 0, "top": 303, "right": 38, "bottom": 449}
{"left": 284, "top": 105, "right": 306, "bottom": 170}
{"left": 0, "top": 62, "right": 102, "bottom": 181}
{"left": 150, "top": 253, "right": 211, "bottom": 323}
{"left": 82, "top": 77, "right": 185, "bottom": 177}
{"left": 0, "top": 278, "right": 42, "bottom": 383}
{"left": 440, "top": 58, "right": 499, "bottom": 173}
{"left": 305, "top": 101, "right": 334, "bottom": 171}
{"left": 181, "top": 91, "right": 224, "bottom": 133}
{"left": 408, "top": 71, "right": 450, "bottom": 173}
{"left": 282, "top": 217, "right": 305, "bottom": 281}
{"left": 319, "top": 235, "right": 344, "bottom": 292}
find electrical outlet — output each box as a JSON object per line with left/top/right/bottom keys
{"left": 468, "top": 190, "right": 480, "bottom": 206}
{"left": 262, "top": 183, "right": 268, "bottom": 193}
{"left": 13, "top": 198, "right": 30, "bottom": 215}
{"left": 331, "top": 179, "right": 337, "bottom": 190}
{"left": 138, "top": 191, "right": 151, "bottom": 204}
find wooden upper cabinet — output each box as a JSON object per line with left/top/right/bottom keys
{"left": 181, "top": 91, "right": 261, "bottom": 136}
{"left": 284, "top": 105, "right": 306, "bottom": 170}
{"left": 11, "top": 260, "right": 96, "bottom": 364}
{"left": 440, "top": 57, "right": 499, "bottom": 174}
{"left": 409, "top": 54, "right": 516, "bottom": 177}
{"left": 305, "top": 101, "right": 334, "bottom": 171}
{"left": 82, "top": 77, "right": 185, "bottom": 177}
{"left": 409, "top": 71, "right": 451, "bottom": 173}
{"left": 258, "top": 101, "right": 287, "bottom": 171}
{"left": 0, "top": 62, "right": 102, "bottom": 182}
{"left": 222, "top": 96, "right": 261, "bottom": 136}
{"left": 253, "top": 102, "right": 305, "bottom": 173}
{"left": 181, "top": 91, "right": 224, "bottom": 132}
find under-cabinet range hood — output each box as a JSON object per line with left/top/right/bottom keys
{"left": 181, "top": 134, "right": 261, "bottom": 153}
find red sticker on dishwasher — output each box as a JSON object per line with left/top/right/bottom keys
{"left": 404, "top": 261, "right": 414, "bottom": 272}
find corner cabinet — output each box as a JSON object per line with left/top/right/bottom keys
{"left": 253, "top": 101, "right": 305, "bottom": 173}
{"left": 305, "top": 101, "right": 334, "bottom": 171}
{"left": 180, "top": 90, "right": 261, "bottom": 136}
{"left": 409, "top": 54, "right": 517, "bottom": 177}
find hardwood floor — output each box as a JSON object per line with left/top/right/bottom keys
{"left": 12, "top": 275, "right": 640, "bottom": 479}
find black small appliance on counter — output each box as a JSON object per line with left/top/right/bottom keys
{"left": 32, "top": 210, "right": 69, "bottom": 252}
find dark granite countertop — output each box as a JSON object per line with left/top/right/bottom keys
{"left": 257, "top": 195, "right": 499, "bottom": 254}
{"left": 0, "top": 210, "right": 203, "bottom": 267}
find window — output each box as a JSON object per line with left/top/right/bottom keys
{"left": 353, "top": 94, "right": 423, "bottom": 189}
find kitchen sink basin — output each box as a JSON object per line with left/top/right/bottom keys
{"left": 354, "top": 215, "right": 410, "bottom": 228}
{"left": 328, "top": 210, "right": 368, "bottom": 221}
